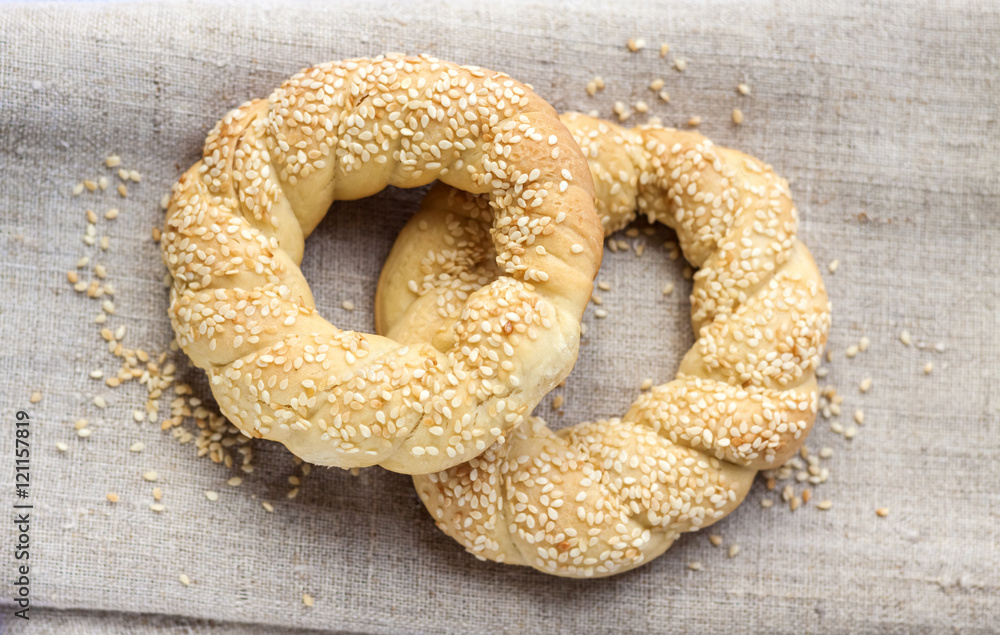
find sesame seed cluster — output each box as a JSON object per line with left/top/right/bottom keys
{"left": 162, "top": 55, "right": 603, "bottom": 473}
{"left": 379, "top": 113, "right": 830, "bottom": 577}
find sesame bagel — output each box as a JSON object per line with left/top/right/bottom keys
{"left": 377, "top": 113, "right": 831, "bottom": 576}
{"left": 162, "top": 55, "right": 602, "bottom": 473}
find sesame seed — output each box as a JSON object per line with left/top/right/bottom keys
{"left": 658, "top": 90, "right": 670, "bottom": 103}
{"left": 828, "top": 259, "right": 840, "bottom": 273}
{"left": 687, "top": 116, "right": 701, "bottom": 127}
{"left": 29, "top": 391, "right": 42, "bottom": 404}
{"left": 227, "top": 477, "right": 243, "bottom": 487}
{"left": 152, "top": 487, "right": 163, "bottom": 501}
{"left": 854, "top": 409, "right": 865, "bottom": 424}
{"left": 86, "top": 209, "right": 97, "bottom": 223}
{"left": 84, "top": 179, "right": 97, "bottom": 192}
{"left": 571, "top": 244, "right": 584, "bottom": 254}
{"left": 923, "top": 362, "right": 933, "bottom": 374}
{"left": 708, "top": 534, "right": 723, "bottom": 546}
{"left": 341, "top": 300, "right": 355, "bottom": 311}
{"left": 106, "top": 155, "right": 121, "bottom": 168}
{"left": 105, "top": 208, "right": 119, "bottom": 220}
{"left": 72, "top": 183, "right": 84, "bottom": 195}
{"left": 728, "top": 544, "right": 740, "bottom": 558}
{"left": 106, "top": 493, "right": 119, "bottom": 503}
{"left": 738, "top": 83, "right": 751, "bottom": 95}
{"left": 640, "top": 378, "right": 654, "bottom": 390}
{"left": 597, "top": 281, "right": 610, "bottom": 291}
{"left": 674, "top": 58, "right": 687, "bottom": 72}
{"left": 634, "top": 101, "right": 649, "bottom": 114}
{"left": 859, "top": 336, "right": 870, "bottom": 352}
{"left": 846, "top": 345, "right": 859, "bottom": 358}
{"left": 143, "top": 471, "right": 158, "bottom": 482}
{"left": 687, "top": 561, "right": 702, "bottom": 571}
{"left": 859, "top": 377, "right": 873, "bottom": 392}
{"left": 659, "top": 43, "right": 670, "bottom": 57}
{"left": 817, "top": 500, "right": 833, "bottom": 511}
{"left": 93, "top": 395, "right": 107, "bottom": 408}
{"left": 302, "top": 593, "right": 315, "bottom": 607}
{"left": 129, "top": 442, "right": 145, "bottom": 452}
{"left": 900, "top": 330, "right": 912, "bottom": 346}
{"left": 844, "top": 426, "right": 857, "bottom": 439}
{"left": 77, "top": 429, "right": 92, "bottom": 438}
{"left": 661, "top": 282, "right": 675, "bottom": 295}
{"left": 876, "top": 507, "right": 890, "bottom": 517}
{"left": 732, "top": 108, "right": 744, "bottom": 125}
{"left": 761, "top": 499, "right": 774, "bottom": 508}
{"left": 262, "top": 502, "right": 274, "bottom": 513}
{"left": 150, "top": 504, "right": 165, "bottom": 513}
{"left": 117, "top": 184, "right": 127, "bottom": 197}
{"left": 552, "top": 394, "right": 564, "bottom": 409}
{"left": 205, "top": 491, "right": 219, "bottom": 501}
{"left": 56, "top": 442, "right": 69, "bottom": 452}
{"left": 627, "top": 37, "right": 646, "bottom": 52}
{"left": 649, "top": 78, "right": 664, "bottom": 91}
{"left": 179, "top": 574, "right": 191, "bottom": 586}
{"left": 594, "top": 308, "right": 608, "bottom": 319}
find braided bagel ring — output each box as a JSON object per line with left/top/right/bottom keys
{"left": 376, "top": 113, "right": 831, "bottom": 577}
{"left": 162, "top": 55, "right": 603, "bottom": 473}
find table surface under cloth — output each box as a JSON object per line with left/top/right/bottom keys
{"left": 0, "top": 1, "right": 998, "bottom": 633}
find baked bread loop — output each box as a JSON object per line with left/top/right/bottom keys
{"left": 162, "top": 55, "right": 602, "bottom": 473}
{"left": 378, "top": 113, "right": 830, "bottom": 577}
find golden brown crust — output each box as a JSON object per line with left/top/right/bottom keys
{"left": 162, "top": 56, "right": 602, "bottom": 473}
{"left": 378, "top": 113, "right": 830, "bottom": 576}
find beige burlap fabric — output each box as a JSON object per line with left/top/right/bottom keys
{"left": 1, "top": 1, "right": 998, "bottom": 633}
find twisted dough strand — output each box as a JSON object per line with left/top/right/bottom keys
{"left": 379, "top": 113, "right": 830, "bottom": 576}
{"left": 162, "top": 56, "right": 603, "bottom": 474}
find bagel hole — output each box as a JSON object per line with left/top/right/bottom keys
{"left": 539, "top": 218, "right": 694, "bottom": 430}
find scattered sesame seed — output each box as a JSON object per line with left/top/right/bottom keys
{"left": 817, "top": 500, "right": 833, "bottom": 510}
{"left": 152, "top": 487, "right": 163, "bottom": 501}
{"left": 640, "top": 378, "right": 654, "bottom": 390}
{"left": 732, "top": 108, "right": 744, "bottom": 125}
{"left": 876, "top": 507, "right": 890, "bottom": 517}
{"left": 179, "top": 574, "right": 191, "bottom": 586}
{"left": 859, "top": 336, "right": 870, "bottom": 352}
{"left": 143, "top": 471, "right": 158, "bottom": 482}
{"left": 106, "top": 493, "right": 119, "bottom": 503}
{"left": 649, "top": 78, "right": 664, "bottom": 91}
{"left": 205, "top": 491, "right": 219, "bottom": 501}
{"left": 844, "top": 426, "right": 857, "bottom": 439}
{"left": 227, "top": 477, "right": 243, "bottom": 487}
{"left": 846, "top": 345, "right": 859, "bottom": 358}
{"left": 98, "top": 177, "right": 109, "bottom": 191}
{"left": 934, "top": 342, "right": 946, "bottom": 352}
{"left": 659, "top": 42, "right": 670, "bottom": 57}
{"left": 262, "top": 501, "right": 275, "bottom": 513}
{"left": 634, "top": 101, "right": 649, "bottom": 114}
{"left": 728, "top": 544, "right": 740, "bottom": 558}
{"left": 674, "top": 58, "right": 687, "bottom": 72}
{"left": 133, "top": 410, "right": 146, "bottom": 423}
{"left": 923, "top": 362, "right": 933, "bottom": 374}
{"left": 105, "top": 208, "right": 119, "bottom": 220}
{"left": 687, "top": 116, "right": 701, "bottom": 127}
{"left": 552, "top": 394, "right": 564, "bottom": 409}
{"left": 77, "top": 428, "right": 92, "bottom": 438}
{"left": 819, "top": 447, "right": 834, "bottom": 459}
{"left": 93, "top": 395, "right": 107, "bottom": 408}
{"left": 86, "top": 209, "right": 98, "bottom": 223}
{"left": 815, "top": 367, "right": 828, "bottom": 378}
{"left": 737, "top": 83, "right": 751, "bottom": 95}
{"left": 828, "top": 259, "right": 840, "bottom": 273}
{"left": 302, "top": 593, "right": 315, "bottom": 607}
{"left": 84, "top": 179, "right": 97, "bottom": 192}
{"left": 341, "top": 300, "right": 355, "bottom": 311}
{"left": 117, "top": 184, "right": 128, "bottom": 197}
{"left": 854, "top": 409, "right": 865, "bottom": 425}
{"left": 29, "top": 391, "right": 42, "bottom": 404}
{"left": 627, "top": 37, "right": 646, "bottom": 52}
{"left": 661, "top": 282, "right": 675, "bottom": 295}
{"left": 129, "top": 442, "right": 145, "bottom": 452}
{"left": 571, "top": 243, "right": 584, "bottom": 254}
{"left": 106, "top": 155, "right": 121, "bottom": 168}
{"left": 150, "top": 503, "right": 165, "bottom": 513}
{"left": 859, "top": 377, "right": 873, "bottom": 392}
{"left": 900, "top": 330, "right": 912, "bottom": 346}
{"left": 585, "top": 81, "right": 598, "bottom": 97}
{"left": 594, "top": 308, "right": 608, "bottom": 319}
{"left": 761, "top": 499, "right": 774, "bottom": 508}
{"left": 597, "top": 281, "right": 610, "bottom": 291}
{"left": 658, "top": 90, "right": 670, "bottom": 103}
{"left": 687, "top": 561, "right": 702, "bottom": 571}
{"left": 72, "top": 183, "right": 84, "bottom": 195}
{"left": 708, "top": 534, "right": 723, "bottom": 546}
{"left": 56, "top": 442, "right": 69, "bottom": 452}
